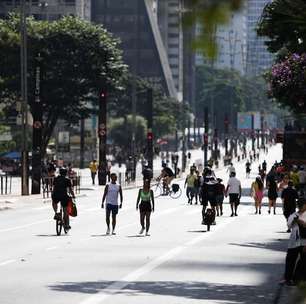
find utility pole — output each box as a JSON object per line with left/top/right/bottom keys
{"left": 98, "top": 91, "right": 107, "bottom": 185}
{"left": 146, "top": 88, "right": 153, "bottom": 170}
{"left": 251, "top": 114, "right": 255, "bottom": 151}
{"left": 131, "top": 0, "right": 140, "bottom": 181}
{"left": 20, "top": 0, "right": 29, "bottom": 195}
{"left": 31, "top": 53, "right": 43, "bottom": 194}
{"left": 204, "top": 107, "right": 208, "bottom": 166}
{"left": 80, "top": 117, "right": 85, "bottom": 169}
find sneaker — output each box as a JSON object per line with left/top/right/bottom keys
{"left": 145, "top": 232, "right": 150, "bottom": 236}
{"left": 259, "top": 210, "right": 261, "bottom": 215}
{"left": 139, "top": 227, "right": 145, "bottom": 235}
{"left": 112, "top": 230, "right": 116, "bottom": 235}
{"left": 235, "top": 213, "right": 238, "bottom": 216}
{"left": 106, "top": 227, "right": 110, "bottom": 235}
{"left": 230, "top": 213, "right": 234, "bottom": 217}
{"left": 268, "top": 210, "right": 271, "bottom": 214}
{"left": 274, "top": 210, "right": 276, "bottom": 215}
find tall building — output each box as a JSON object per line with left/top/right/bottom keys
{"left": 195, "top": 9, "right": 247, "bottom": 75}
{"left": 246, "top": 0, "right": 273, "bottom": 76}
{"left": 0, "top": 0, "right": 91, "bottom": 20}
{"left": 91, "top": 0, "right": 177, "bottom": 98}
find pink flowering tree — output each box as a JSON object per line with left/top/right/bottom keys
{"left": 268, "top": 53, "right": 306, "bottom": 112}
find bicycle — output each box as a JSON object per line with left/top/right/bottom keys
{"left": 153, "top": 179, "right": 182, "bottom": 199}
{"left": 56, "top": 205, "right": 69, "bottom": 236}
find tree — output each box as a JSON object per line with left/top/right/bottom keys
{"left": 195, "top": 65, "right": 283, "bottom": 131}
{"left": 257, "top": 0, "right": 306, "bottom": 55}
{"left": 183, "top": 0, "right": 244, "bottom": 58}
{"left": 267, "top": 53, "right": 306, "bottom": 113}
{"left": 257, "top": 0, "right": 306, "bottom": 114}
{"left": 108, "top": 75, "right": 190, "bottom": 140}
{"left": 0, "top": 14, "right": 127, "bottom": 158}
{"left": 108, "top": 115, "right": 147, "bottom": 152}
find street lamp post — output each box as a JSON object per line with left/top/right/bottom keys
{"left": 98, "top": 91, "right": 107, "bottom": 185}
{"left": 20, "top": 0, "right": 29, "bottom": 195}
{"left": 31, "top": 53, "right": 43, "bottom": 194}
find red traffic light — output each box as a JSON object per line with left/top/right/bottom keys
{"left": 147, "top": 132, "right": 153, "bottom": 140}
{"left": 100, "top": 91, "right": 107, "bottom": 98}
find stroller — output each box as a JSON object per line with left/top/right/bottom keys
{"left": 202, "top": 208, "right": 215, "bottom": 231}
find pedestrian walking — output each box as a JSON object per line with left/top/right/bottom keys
{"left": 185, "top": 168, "right": 196, "bottom": 204}
{"left": 245, "top": 160, "right": 251, "bottom": 178}
{"left": 267, "top": 175, "right": 278, "bottom": 214}
{"left": 136, "top": 179, "right": 154, "bottom": 236}
{"left": 194, "top": 170, "right": 201, "bottom": 204}
{"left": 227, "top": 163, "right": 236, "bottom": 177}
{"left": 225, "top": 172, "right": 241, "bottom": 217}
{"left": 298, "top": 166, "right": 306, "bottom": 192}
{"left": 89, "top": 159, "right": 98, "bottom": 185}
{"left": 282, "top": 199, "right": 306, "bottom": 285}
{"left": 281, "top": 181, "right": 298, "bottom": 232}
{"left": 215, "top": 178, "right": 225, "bottom": 216}
{"left": 101, "top": 173, "right": 123, "bottom": 235}
{"left": 251, "top": 176, "right": 264, "bottom": 214}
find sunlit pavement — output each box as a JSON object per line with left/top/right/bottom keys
{"left": 0, "top": 144, "right": 290, "bottom": 304}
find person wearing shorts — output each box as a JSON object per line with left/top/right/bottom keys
{"left": 101, "top": 173, "right": 123, "bottom": 235}
{"left": 215, "top": 178, "right": 225, "bottom": 216}
{"left": 226, "top": 172, "right": 241, "bottom": 217}
{"left": 136, "top": 179, "right": 154, "bottom": 236}
{"left": 52, "top": 168, "right": 75, "bottom": 230}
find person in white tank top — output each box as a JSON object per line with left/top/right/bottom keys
{"left": 101, "top": 173, "right": 123, "bottom": 235}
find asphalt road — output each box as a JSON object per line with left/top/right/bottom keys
{"left": 0, "top": 144, "right": 289, "bottom": 304}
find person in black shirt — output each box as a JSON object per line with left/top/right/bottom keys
{"left": 281, "top": 181, "right": 298, "bottom": 231}
{"left": 158, "top": 165, "right": 174, "bottom": 194}
{"left": 142, "top": 165, "right": 153, "bottom": 182}
{"left": 52, "top": 168, "right": 75, "bottom": 229}
{"left": 267, "top": 175, "right": 278, "bottom": 214}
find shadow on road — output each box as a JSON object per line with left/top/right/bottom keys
{"left": 48, "top": 239, "right": 288, "bottom": 304}
{"left": 187, "top": 230, "right": 207, "bottom": 233}
{"left": 228, "top": 239, "right": 286, "bottom": 253}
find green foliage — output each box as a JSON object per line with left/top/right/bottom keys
{"left": 183, "top": 0, "right": 244, "bottom": 58}
{"left": 195, "top": 65, "right": 282, "bottom": 130}
{"left": 108, "top": 75, "right": 190, "bottom": 140}
{"left": 108, "top": 115, "right": 147, "bottom": 149}
{"left": 0, "top": 14, "right": 127, "bottom": 155}
{"left": 257, "top": 0, "right": 306, "bottom": 55}
{"left": 257, "top": 0, "right": 306, "bottom": 114}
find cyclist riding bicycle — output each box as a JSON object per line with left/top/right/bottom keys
{"left": 158, "top": 164, "right": 175, "bottom": 194}
{"left": 52, "top": 168, "right": 75, "bottom": 230}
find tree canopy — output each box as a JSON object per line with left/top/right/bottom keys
{"left": 257, "top": 0, "right": 306, "bottom": 55}
{"left": 184, "top": 0, "right": 244, "bottom": 58}
{"left": 195, "top": 65, "right": 282, "bottom": 131}
{"left": 0, "top": 14, "right": 127, "bottom": 155}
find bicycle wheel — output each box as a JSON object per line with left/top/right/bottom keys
{"left": 153, "top": 183, "right": 162, "bottom": 198}
{"left": 170, "top": 187, "right": 182, "bottom": 199}
{"left": 56, "top": 219, "right": 62, "bottom": 235}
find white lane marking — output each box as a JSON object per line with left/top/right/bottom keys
{"left": 0, "top": 219, "right": 52, "bottom": 233}
{"left": 79, "top": 215, "right": 238, "bottom": 304}
{"left": 46, "top": 246, "right": 57, "bottom": 251}
{"left": 0, "top": 259, "right": 16, "bottom": 266}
